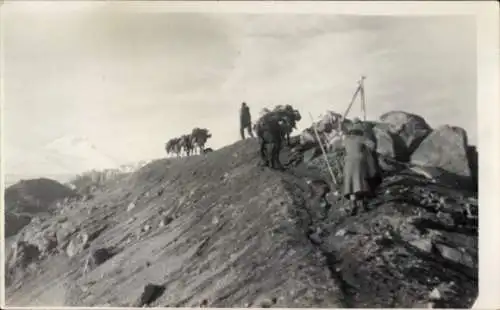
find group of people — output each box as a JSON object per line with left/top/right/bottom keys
{"left": 240, "top": 101, "right": 381, "bottom": 215}
{"left": 165, "top": 127, "right": 212, "bottom": 157}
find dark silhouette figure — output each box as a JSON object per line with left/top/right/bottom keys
{"left": 240, "top": 102, "right": 254, "bottom": 139}
{"left": 254, "top": 112, "right": 285, "bottom": 170}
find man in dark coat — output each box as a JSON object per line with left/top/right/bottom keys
{"left": 342, "top": 118, "right": 381, "bottom": 215}
{"left": 240, "top": 102, "right": 254, "bottom": 139}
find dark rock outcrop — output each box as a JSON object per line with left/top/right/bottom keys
{"left": 5, "top": 240, "right": 42, "bottom": 286}
{"left": 379, "top": 111, "right": 432, "bottom": 156}
{"left": 295, "top": 173, "right": 477, "bottom": 308}
{"left": 133, "top": 284, "right": 166, "bottom": 307}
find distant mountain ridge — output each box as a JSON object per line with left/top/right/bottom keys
{"left": 5, "top": 135, "right": 125, "bottom": 186}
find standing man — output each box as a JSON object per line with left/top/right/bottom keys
{"left": 240, "top": 102, "right": 254, "bottom": 139}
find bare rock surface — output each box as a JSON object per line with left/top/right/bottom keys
{"left": 5, "top": 134, "right": 477, "bottom": 308}
{"left": 379, "top": 110, "right": 432, "bottom": 156}
{"left": 5, "top": 178, "right": 78, "bottom": 237}
{"left": 411, "top": 125, "right": 472, "bottom": 188}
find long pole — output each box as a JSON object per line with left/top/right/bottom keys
{"left": 338, "top": 76, "right": 365, "bottom": 130}
{"left": 360, "top": 76, "right": 366, "bottom": 121}
{"left": 342, "top": 84, "right": 361, "bottom": 123}
{"left": 309, "top": 112, "right": 337, "bottom": 185}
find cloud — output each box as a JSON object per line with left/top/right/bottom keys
{"left": 2, "top": 7, "right": 477, "bottom": 174}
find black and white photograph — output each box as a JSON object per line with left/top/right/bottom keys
{"left": 2, "top": 1, "right": 499, "bottom": 308}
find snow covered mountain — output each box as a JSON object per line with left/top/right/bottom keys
{"left": 43, "top": 135, "right": 119, "bottom": 172}
{"left": 5, "top": 135, "right": 121, "bottom": 183}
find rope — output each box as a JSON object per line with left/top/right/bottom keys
{"left": 308, "top": 112, "right": 338, "bottom": 185}
{"left": 304, "top": 76, "right": 368, "bottom": 186}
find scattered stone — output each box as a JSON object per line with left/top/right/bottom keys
{"left": 436, "top": 212, "right": 454, "bottom": 226}
{"left": 56, "top": 216, "right": 68, "bottom": 223}
{"left": 429, "top": 282, "right": 457, "bottom": 306}
{"left": 159, "top": 215, "right": 173, "bottom": 227}
{"left": 66, "top": 232, "right": 90, "bottom": 258}
{"left": 127, "top": 202, "right": 137, "bottom": 212}
{"left": 429, "top": 287, "right": 442, "bottom": 300}
{"left": 464, "top": 203, "right": 474, "bottom": 218}
{"left": 221, "top": 172, "right": 230, "bottom": 181}
{"left": 409, "top": 238, "right": 434, "bottom": 253}
{"left": 8, "top": 241, "right": 41, "bottom": 269}
{"left": 260, "top": 298, "right": 274, "bottom": 308}
{"left": 133, "top": 283, "right": 166, "bottom": 307}
{"left": 434, "top": 244, "right": 475, "bottom": 268}
{"left": 439, "top": 196, "right": 447, "bottom": 205}
{"left": 335, "top": 229, "right": 347, "bottom": 237}
{"left": 142, "top": 224, "right": 151, "bottom": 233}
{"left": 84, "top": 247, "right": 115, "bottom": 273}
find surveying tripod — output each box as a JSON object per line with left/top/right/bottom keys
{"left": 307, "top": 76, "right": 368, "bottom": 186}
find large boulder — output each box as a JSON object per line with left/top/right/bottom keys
{"left": 7, "top": 240, "right": 41, "bottom": 269}
{"left": 372, "top": 123, "right": 397, "bottom": 158}
{"left": 466, "top": 146, "right": 478, "bottom": 191}
{"left": 410, "top": 125, "right": 472, "bottom": 187}
{"left": 5, "top": 240, "right": 42, "bottom": 287}
{"left": 370, "top": 123, "right": 409, "bottom": 172}
{"left": 379, "top": 111, "right": 432, "bottom": 156}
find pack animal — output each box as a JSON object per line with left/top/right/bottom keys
{"left": 254, "top": 111, "right": 286, "bottom": 170}
{"left": 179, "top": 134, "right": 194, "bottom": 156}
{"left": 272, "top": 105, "right": 302, "bottom": 146}
{"left": 190, "top": 128, "right": 212, "bottom": 155}
{"left": 165, "top": 138, "right": 182, "bottom": 157}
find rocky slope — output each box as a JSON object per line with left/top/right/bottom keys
{"left": 4, "top": 117, "right": 478, "bottom": 308}
{"left": 4, "top": 178, "right": 79, "bottom": 238}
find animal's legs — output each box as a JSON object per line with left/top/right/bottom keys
{"left": 272, "top": 139, "right": 284, "bottom": 170}
{"left": 259, "top": 139, "right": 269, "bottom": 166}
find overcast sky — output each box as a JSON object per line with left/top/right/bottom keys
{"left": 2, "top": 2, "right": 476, "bottom": 175}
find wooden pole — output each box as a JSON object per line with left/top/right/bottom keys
{"left": 309, "top": 112, "right": 338, "bottom": 185}
{"left": 360, "top": 76, "right": 367, "bottom": 121}
{"left": 342, "top": 83, "right": 361, "bottom": 122}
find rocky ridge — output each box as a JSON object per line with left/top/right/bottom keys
{"left": 4, "top": 111, "right": 478, "bottom": 308}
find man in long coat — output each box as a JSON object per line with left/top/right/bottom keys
{"left": 240, "top": 102, "right": 254, "bottom": 139}
{"left": 342, "top": 118, "right": 381, "bottom": 215}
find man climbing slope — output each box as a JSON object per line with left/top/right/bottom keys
{"left": 240, "top": 102, "right": 254, "bottom": 139}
